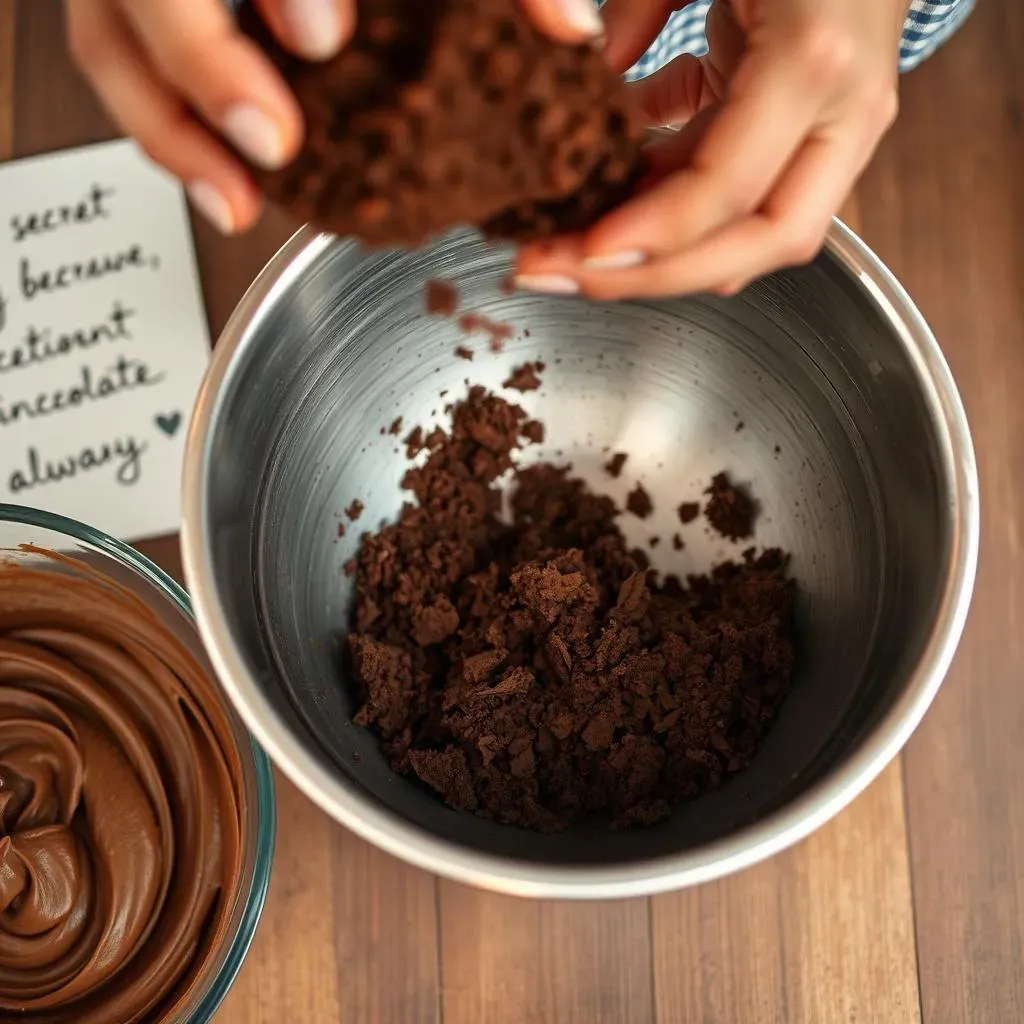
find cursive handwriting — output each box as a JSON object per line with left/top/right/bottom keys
{"left": 20, "top": 244, "right": 151, "bottom": 301}
{"left": 7, "top": 434, "right": 147, "bottom": 493}
{"left": 0, "top": 301, "right": 136, "bottom": 376}
{"left": 0, "top": 355, "right": 164, "bottom": 428}
{"left": 9, "top": 184, "right": 116, "bottom": 243}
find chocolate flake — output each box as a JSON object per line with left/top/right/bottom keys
{"left": 704, "top": 472, "right": 756, "bottom": 541}
{"left": 626, "top": 484, "right": 653, "bottom": 519}
{"left": 426, "top": 279, "right": 459, "bottom": 316}
{"left": 604, "top": 452, "right": 628, "bottom": 478}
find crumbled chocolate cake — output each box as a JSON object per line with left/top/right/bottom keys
{"left": 604, "top": 452, "right": 628, "bottom": 478}
{"left": 503, "top": 361, "right": 545, "bottom": 392}
{"left": 626, "top": 483, "right": 653, "bottom": 519}
{"left": 426, "top": 279, "right": 460, "bottom": 316}
{"left": 704, "top": 471, "right": 756, "bottom": 541}
{"left": 677, "top": 501, "right": 700, "bottom": 524}
{"left": 459, "top": 313, "right": 514, "bottom": 352}
{"left": 237, "top": 0, "right": 646, "bottom": 246}
{"left": 346, "top": 388, "right": 795, "bottom": 831}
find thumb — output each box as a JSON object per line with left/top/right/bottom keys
{"left": 253, "top": 0, "right": 354, "bottom": 62}
{"left": 517, "top": 0, "right": 605, "bottom": 45}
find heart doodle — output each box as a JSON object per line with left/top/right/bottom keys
{"left": 155, "top": 412, "right": 182, "bottom": 437}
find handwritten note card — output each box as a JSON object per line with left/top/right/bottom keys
{"left": 0, "top": 139, "right": 211, "bottom": 541}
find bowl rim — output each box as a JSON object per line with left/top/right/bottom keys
{"left": 0, "top": 504, "right": 276, "bottom": 1018}
{"left": 181, "top": 220, "right": 979, "bottom": 899}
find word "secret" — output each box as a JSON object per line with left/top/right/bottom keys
{"left": 8, "top": 183, "right": 116, "bottom": 243}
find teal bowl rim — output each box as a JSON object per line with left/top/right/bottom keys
{"left": 0, "top": 503, "right": 276, "bottom": 1023}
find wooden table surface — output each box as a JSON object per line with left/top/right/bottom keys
{"left": 2, "top": 2, "right": 1022, "bottom": 1021}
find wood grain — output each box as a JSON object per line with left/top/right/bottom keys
{"left": 439, "top": 884, "right": 654, "bottom": 1024}
{"left": 651, "top": 763, "right": 920, "bottom": 1023}
{"left": 219, "top": 775, "right": 440, "bottom": 1024}
{"left": 0, "top": 0, "right": 12, "bottom": 162}
{"left": 326, "top": 818, "right": 440, "bottom": 1023}
{"left": 218, "top": 774, "right": 344, "bottom": 1023}
{"left": 3, "top": 3, "right": 1023, "bottom": 1022}
{"left": 858, "top": 3, "right": 1024, "bottom": 1021}
{"left": 837, "top": 192, "right": 862, "bottom": 236}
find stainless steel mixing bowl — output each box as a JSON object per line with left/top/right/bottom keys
{"left": 181, "top": 222, "right": 978, "bottom": 898}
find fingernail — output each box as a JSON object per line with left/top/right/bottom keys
{"left": 716, "top": 280, "right": 746, "bottom": 298}
{"left": 187, "top": 181, "right": 235, "bottom": 235}
{"left": 514, "top": 274, "right": 580, "bottom": 295}
{"left": 555, "top": 0, "right": 604, "bottom": 38}
{"left": 583, "top": 250, "right": 646, "bottom": 270}
{"left": 283, "top": 0, "right": 346, "bottom": 61}
{"left": 222, "top": 103, "right": 288, "bottom": 170}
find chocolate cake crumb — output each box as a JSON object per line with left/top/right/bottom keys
{"left": 345, "top": 389, "right": 795, "bottom": 832}
{"left": 337, "top": 521, "right": 347, "bottom": 538}
{"left": 672, "top": 533, "right": 684, "bottom": 551}
{"left": 503, "top": 361, "right": 544, "bottom": 392}
{"left": 677, "top": 501, "right": 700, "bottom": 524}
{"left": 649, "top": 536, "right": 660, "bottom": 548}
{"left": 522, "top": 419, "right": 545, "bottom": 443}
{"left": 409, "top": 749, "right": 478, "bottom": 810}
{"left": 704, "top": 472, "right": 756, "bottom": 541}
{"left": 458, "top": 313, "right": 514, "bottom": 353}
{"left": 426, "top": 279, "right": 459, "bottom": 316}
{"left": 388, "top": 416, "right": 403, "bottom": 435}
{"left": 735, "top": 421, "right": 745, "bottom": 432}
{"left": 404, "top": 426, "right": 425, "bottom": 457}
{"left": 605, "top": 452, "right": 628, "bottom": 478}
{"left": 626, "top": 484, "right": 653, "bottom": 519}
{"left": 237, "top": 0, "right": 646, "bottom": 248}
{"left": 455, "top": 346, "right": 474, "bottom": 361}
{"left": 346, "top": 499, "right": 364, "bottom": 521}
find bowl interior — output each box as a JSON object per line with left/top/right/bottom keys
{"left": 199, "top": 231, "right": 951, "bottom": 866}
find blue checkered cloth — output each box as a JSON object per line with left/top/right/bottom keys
{"left": 622, "top": 0, "right": 975, "bottom": 81}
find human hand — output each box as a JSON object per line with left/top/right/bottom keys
{"left": 67, "top": 0, "right": 604, "bottom": 235}
{"left": 516, "top": 0, "right": 906, "bottom": 299}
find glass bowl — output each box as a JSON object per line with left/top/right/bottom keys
{"left": 0, "top": 503, "right": 275, "bottom": 1023}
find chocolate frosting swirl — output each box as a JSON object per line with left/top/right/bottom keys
{"left": 0, "top": 549, "right": 243, "bottom": 1023}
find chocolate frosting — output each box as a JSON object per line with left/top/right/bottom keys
{"left": 0, "top": 549, "right": 244, "bottom": 1023}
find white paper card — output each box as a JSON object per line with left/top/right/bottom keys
{"left": 0, "top": 139, "right": 210, "bottom": 542}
